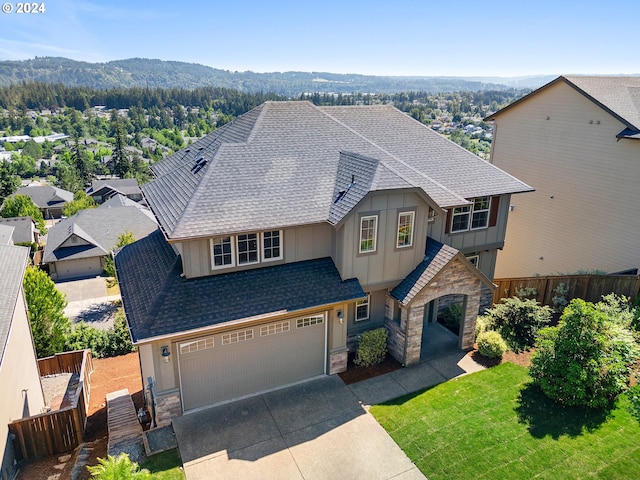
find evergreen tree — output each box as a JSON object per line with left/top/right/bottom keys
{"left": 0, "top": 160, "right": 20, "bottom": 205}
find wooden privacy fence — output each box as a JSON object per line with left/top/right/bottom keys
{"left": 9, "top": 349, "right": 94, "bottom": 462}
{"left": 492, "top": 274, "right": 640, "bottom": 307}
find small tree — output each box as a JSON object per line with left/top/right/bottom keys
{"left": 63, "top": 191, "right": 96, "bottom": 217}
{"left": 103, "top": 230, "right": 136, "bottom": 278}
{"left": 23, "top": 266, "right": 71, "bottom": 358}
{"left": 480, "top": 297, "right": 552, "bottom": 352}
{"left": 1, "top": 194, "right": 47, "bottom": 234}
{"left": 530, "top": 298, "right": 639, "bottom": 408}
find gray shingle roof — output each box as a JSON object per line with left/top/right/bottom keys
{"left": 487, "top": 75, "right": 640, "bottom": 135}
{"left": 390, "top": 238, "right": 494, "bottom": 306}
{"left": 15, "top": 185, "right": 73, "bottom": 208}
{"left": 0, "top": 245, "right": 29, "bottom": 364}
{"left": 87, "top": 178, "right": 141, "bottom": 197}
{"left": 143, "top": 101, "right": 532, "bottom": 240}
{"left": 0, "top": 224, "right": 14, "bottom": 245}
{"left": 115, "top": 230, "right": 365, "bottom": 343}
{"left": 0, "top": 216, "right": 35, "bottom": 244}
{"left": 43, "top": 201, "right": 158, "bottom": 263}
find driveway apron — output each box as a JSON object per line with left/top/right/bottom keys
{"left": 172, "top": 375, "right": 425, "bottom": 480}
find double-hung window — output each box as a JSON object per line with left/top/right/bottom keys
{"left": 451, "top": 197, "right": 491, "bottom": 232}
{"left": 237, "top": 233, "right": 259, "bottom": 265}
{"left": 262, "top": 230, "right": 282, "bottom": 261}
{"left": 356, "top": 294, "right": 370, "bottom": 321}
{"left": 211, "top": 236, "right": 235, "bottom": 269}
{"left": 359, "top": 215, "right": 378, "bottom": 253}
{"left": 396, "top": 211, "right": 415, "bottom": 248}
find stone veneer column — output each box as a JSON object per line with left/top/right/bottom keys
{"left": 154, "top": 392, "right": 182, "bottom": 427}
{"left": 460, "top": 294, "right": 479, "bottom": 350}
{"left": 329, "top": 348, "right": 348, "bottom": 374}
{"left": 404, "top": 304, "right": 425, "bottom": 365}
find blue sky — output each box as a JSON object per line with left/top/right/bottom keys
{"left": 0, "top": 0, "right": 636, "bottom": 77}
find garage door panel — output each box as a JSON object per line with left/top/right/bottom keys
{"left": 179, "top": 315, "right": 326, "bottom": 411}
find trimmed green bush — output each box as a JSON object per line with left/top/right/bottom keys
{"left": 64, "top": 308, "right": 135, "bottom": 358}
{"left": 354, "top": 328, "right": 387, "bottom": 367}
{"left": 530, "top": 298, "right": 640, "bottom": 408}
{"left": 439, "top": 303, "right": 463, "bottom": 333}
{"left": 475, "top": 315, "right": 491, "bottom": 340}
{"left": 476, "top": 330, "right": 507, "bottom": 358}
{"left": 481, "top": 296, "right": 552, "bottom": 352}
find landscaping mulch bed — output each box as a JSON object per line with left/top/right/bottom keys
{"left": 338, "top": 353, "right": 403, "bottom": 385}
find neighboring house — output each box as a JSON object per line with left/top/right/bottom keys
{"left": 0, "top": 217, "right": 38, "bottom": 245}
{"left": 0, "top": 224, "right": 13, "bottom": 245}
{"left": 0, "top": 245, "right": 45, "bottom": 480}
{"left": 44, "top": 195, "right": 158, "bottom": 281}
{"left": 115, "top": 101, "right": 531, "bottom": 420}
{"left": 14, "top": 185, "right": 74, "bottom": 219}
{"left": 486, "top": 75, "right": 640, "bottom": 277}
{"left": 86, "top": 178, "right": 143, "bottom": 204}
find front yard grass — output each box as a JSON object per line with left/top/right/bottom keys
{"left": 141, "top": 449, "right": 185, "bottom": 480}
{"left": 370, "top": 363, "right": 640, "bottom": 479}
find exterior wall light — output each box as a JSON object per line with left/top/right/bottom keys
{"left": 337, "top": 310, "right": 344, "bottom": 324}
{"left": 161, "top": 345, "right": 171, "bottom": 363}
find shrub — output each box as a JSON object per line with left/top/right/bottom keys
{"left": 475, "top": 315, "right": 492, "bottom": 340}
{"left": 530, "top": 298, "right": 640, "bottom": 408}
{"left": 354, "top": 328, "right": 387, "bottom": 367}
{"left": 551, "top": 283, "right": 569, "bottom": 313}
{"left": 481, "top": 296, "right": 552, "bottom": 352}
{"left": 87, "top": 453, "right": 150, "bottom": 479}
{"left": 64, "top": 308, "right": 134, "bottom": 358}
{"left": 476, "top": 330, "right": 507, "bottom": 358}
{"left": 439, "top": 303, "right": 463, "bottom": 333}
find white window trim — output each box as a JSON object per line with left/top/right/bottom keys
{"left": 356, "top": 294, "right": 371, "bottom": 322}
{"left": 221, "top": 329, "right": 254, "bottom": 345}
{"left": 466, "top": 254, "right": 479, "bottom": 267}
{"left": 470, "top": 197, "right": 491, "bottom": 231}
{"left": 210, "top": 236, "right": 236, "bottom": 270}
{"left": 296, "top": 314, "right": 325, "bottom": 328}
{"left": 180, "top": 337, "right": 214, "bottom": 354}
{"left": 450, "top": 197, "right": 491, "bottom": 233}
{"left": 261, "top": 230, "right": 283, "bottom": 262}
{"left": 260, "top": 321, "right": 290, "bottom": 337}
{"left": 396, "top": 211, "right": 415, "bottom": 248}
{"left": 236, "top": 233, "right": 260, "bottom": 266}
{"left": 359, "top": 215, "right": 378, "bottom": 254}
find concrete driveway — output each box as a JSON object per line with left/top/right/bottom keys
{"left": 55, "top": 276, "right": 121, "bottom": 329}
{"left": 173, "top": 375, "right": 426, "bottom": 480}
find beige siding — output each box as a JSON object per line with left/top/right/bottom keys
{"left": 51, "top": 256, "right": 103, "bottom": 280}
{"left": 337, "top": 192, "right": 429, "bottom": 286}
{"left": 0, "top": 291, "right": 45, "bottom": 470}
{"left": 179, "top": 224, "right": 333, "bottom": 279}
{"left": 491, "top": 81, "right": 640, "bottom": 277}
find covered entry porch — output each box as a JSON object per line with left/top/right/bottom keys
{"left": 385, "top": 239, "right": 496, "bottom": 366}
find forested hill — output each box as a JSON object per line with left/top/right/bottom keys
{"left": 0, "top": 57, "right": 526, "bottom": 95}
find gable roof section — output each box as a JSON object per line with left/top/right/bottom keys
{"left": 116, "top": 230, "right": 365, "bottom": 343}
{"left": 486, "top": 75, "right": 640, "bottom": 136}
{"left": 0, "top": 216, "right": 35, "bottom": 244}
{"left": 390, "top": 238, "right": 494, "bottom": 306}
{"left": 144, "top": 101, "right": 532, "bottom": 240}
{"left": 0, "top": 224, "right": 14, "bottom": 245}
{"left": 15, "top": 185, "right": 73, "bottom": 208}
{"left": 0, "top": 245, "right": 29, "bottom": 363}
{"left": 43, "top": 202, "right": 158, "bottom": 263}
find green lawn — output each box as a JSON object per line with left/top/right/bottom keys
{"left": 141, "top": 449, "right": 185, "bottom": 480}
{"left": 370, "top": 363, "right": 640, "bottom": 480}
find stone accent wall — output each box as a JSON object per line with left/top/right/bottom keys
{"left": 404, "top": 303, "right": 425, "bottom": 365}
{"left": 480, "top": 284, "right": 493, "bottom": 314}
{"left": 384, "top": 296, "right": 406, "bottom": 364}
{"left": 154, "top": 391, "right": 181, "bottom": 427}
{"left": 329, "top": 349, "right": 348, "bottom": 374}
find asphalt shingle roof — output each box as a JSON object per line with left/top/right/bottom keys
{"left": 0, "top": 245, "right": 29, "bottom": 363}
{"left": 43, "top": 200, "right": 158, "bottom": 263}
{"left": 143, "top": 101, "right": 532, "bottom": 240}
{"left": 0, "top": 216, "right": 35, "bottom": 244}
{"left": 87, "top": 178, "right": 141, "bottom": 197}
{"left": 0, "top": 224, "right": 13, "bottom": 245}
{"left": 487, "top": 75, "right": 640, "bottom": 135}
{"left": 15, "top": 185, "right": 73, "bottom": 209}
{"left": 116, "top": 230, "right": 365, "bottom": 343}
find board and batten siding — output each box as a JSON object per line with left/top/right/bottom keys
{"left": 0, "top": 289, "right": 45, "bottom": 476}
{"left": 490, "top": 80, "right": 640, "bottom": 277}
{"left": 178, "top": 223, "right": 333, "bottom": 279}
{"left": 336, "top": 191, "right": 429, "bottom": 287}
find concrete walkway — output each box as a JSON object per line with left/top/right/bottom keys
{"left": 173, "top": 323, "right": 484, "bottom": 480}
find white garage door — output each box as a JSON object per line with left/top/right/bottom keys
{"left": 54, "top": 257, "right": 103, "bottom": 280}
{"left": 178, "top": 313, "right": 326, "bottom": 411}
